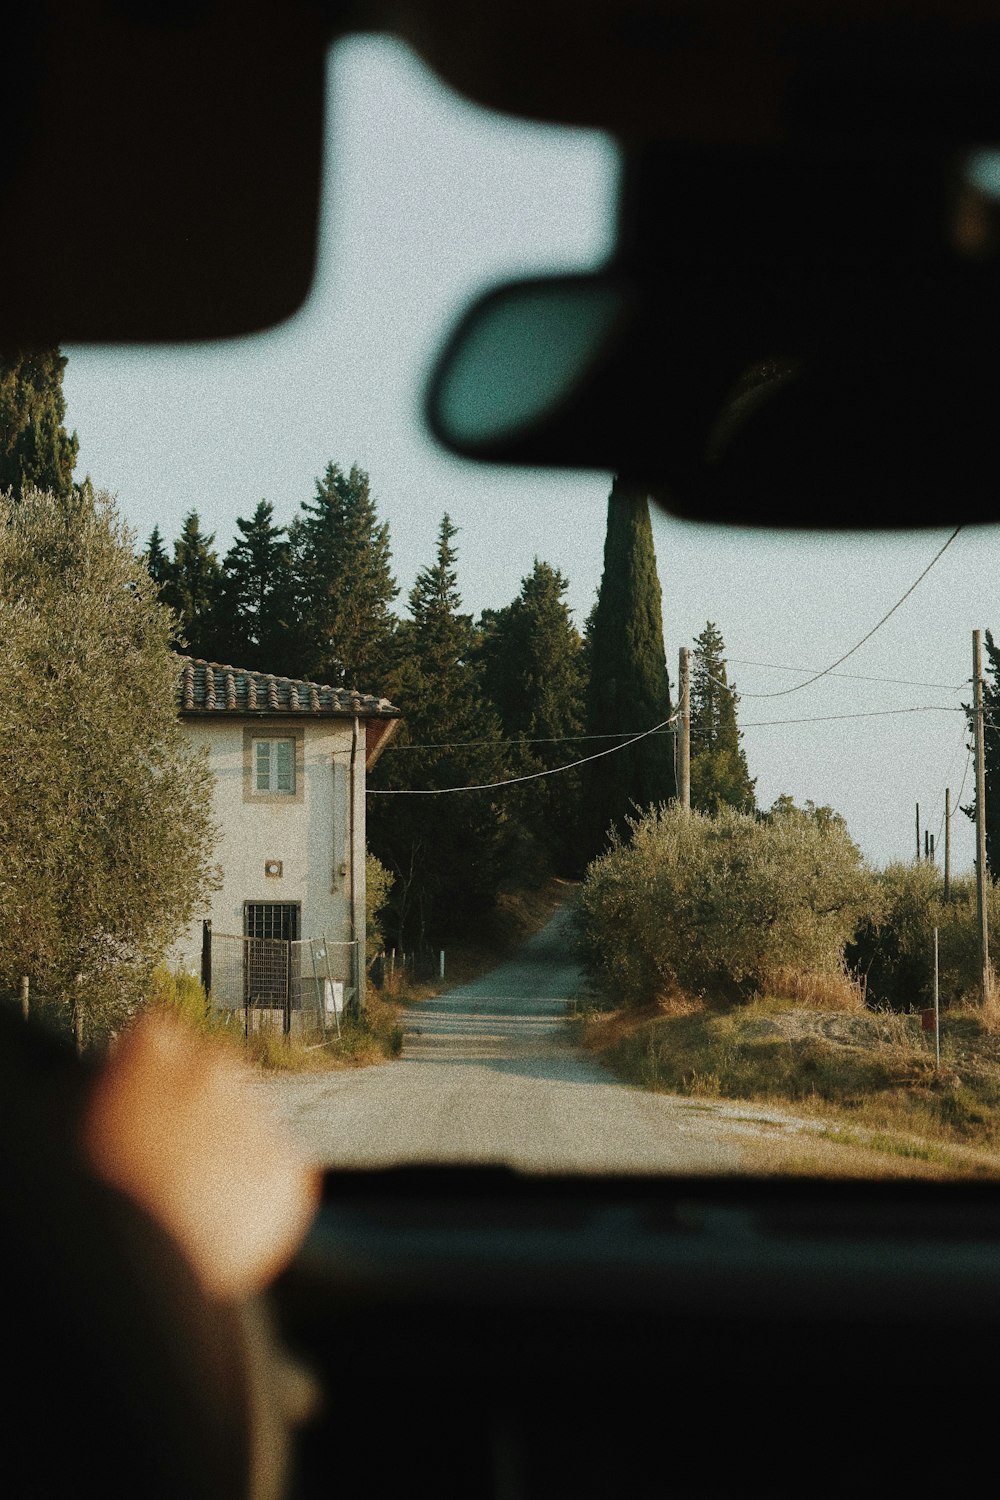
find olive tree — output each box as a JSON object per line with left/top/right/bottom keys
{"left": 0, "top": 488, "right": 218, "bottom": 1047}
{"left": 578, "top": 802, "right": 872, "bottom": 1007}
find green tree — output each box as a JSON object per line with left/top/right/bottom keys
{"left": 161, "top": 511, "right": 225, "bottom": 661}
{"left": 0, "top": 488, "right": 218, "bottom": 1050}
{"left": 966, "top": 629, "right": 1000, "bottom": 879}
{"left": 144, "top": 524, "right": 172, "bottom": 590}
{"left": 369, "top": 515, "right": 511, "bottom": 947}
{"left": 578, "top": 802, "right": 870, "bottom": 1008}
{"left": 293, "top": 461, "right": 398, "bottom": 689}
{"left": 584, "top": 476, "right": 675, "bottom": 853}
{"left": 477, "top": 559, "right": 588, "bottom": 874}
{"left": 689, "top": 621, "right": 756, "bottom": 815}
{"left": 0, "top": 349, "right": 78, "bottom": 501}
{"left": 217, "top": 500, "right": 297, "bottom": 674}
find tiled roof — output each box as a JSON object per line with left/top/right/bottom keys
{"left": 178, "top": 657, "right": 400, "bottom": 718}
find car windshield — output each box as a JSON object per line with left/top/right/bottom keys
{"left": 50, "top": 35, "right": 999, "bottom": 1181}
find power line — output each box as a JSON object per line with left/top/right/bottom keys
{"left": 386, "top": 729, "right": 671, "bottom": 751}
{"left": 369, "top": 703, "right": 960, "bottom": 794}
{"left": 934, "top": 720, "right": 968, "bottom": 848}
{"left": 956, "top": 746, "right": 974, "bottom": 811}
{"left": 367, "top": 711, "right": 680, "bottom": 795}
{"left": 718, "top": 526, "right": 963, "bottom": 700}
{"left": 741, "top": 705, "right": 961, "bottom": 729}
{"left": 381, "top": 703, "right": 961, "bottom": 758}
{"left": 727, "top": 656, "right": 967, "bottom": 693}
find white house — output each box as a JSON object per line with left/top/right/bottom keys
{"left": 172, "top": 657, "right": 400, "bottom": 1016}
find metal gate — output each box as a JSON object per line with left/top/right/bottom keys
{"left": 206, "top": 925, "right": 358, "bottom": 1038}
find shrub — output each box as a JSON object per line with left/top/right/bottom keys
{"left": 577, "top": 803, "right": 871, "bottom": 1007}
{"left": 848, "top": 865, "right": 1000, "bottom": 1011}
{"left": 366, "top": 852, "right": 394, "bottom": 964}
{"left": 148, "top": 963, "right": 212, "bottom": 1029}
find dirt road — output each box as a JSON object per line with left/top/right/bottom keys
{"left": 268, "top": 907, "right": 747, "bottom": 1173}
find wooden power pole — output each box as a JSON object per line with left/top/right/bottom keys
{"left": 915, "top": 802, "right": 921, "bottom": 862}
{"left": 974, "top": 629, "right": 991, "bottom": 1004}
{"left": 678, "top": 646, "right": 690, "bottom": 812}
{"left": 944, "top": 787, "right": 951, "bottom": 902}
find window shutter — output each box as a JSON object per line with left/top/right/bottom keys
{"left": 275, "top": 739, "right": 294, "bottom": 793}
{"left": 255, "top": 740, "right": 271, "bottom": 791}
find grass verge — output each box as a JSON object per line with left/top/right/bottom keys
{"left": 150, "top": 964, "right": 404, "bottom": 1073}
{"left": 238, "top": 993, "right": 405, "bottom": 1072}
{"left": 576, "top": 992, "right": 1000, "bottom": 1179}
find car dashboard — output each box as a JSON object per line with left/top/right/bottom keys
{"left": 275, "top": 1168, "right": 1000, "bottom": 1496}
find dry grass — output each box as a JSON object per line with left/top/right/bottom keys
{"left": 731, "top": 1127, "right": 1000, "bottom": 1180}
{"left": 763, "top": 965, "right": 865, "bottom": 1012}
{"left": 576, "top": 990, "right": 1000, "bottom": 1177}
{"left": 980, "top": 975, "right": 1000, "bottom": 1034}
{"left": 149, "top": 988, "right": 404, "bottom": 1073}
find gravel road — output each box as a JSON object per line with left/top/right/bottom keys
{"left": 267, "top": 907, "right": 745, "bottom": 1173}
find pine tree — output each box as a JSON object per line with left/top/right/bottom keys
{"left": 689, "top": 620, "right": 756, "bottom": 815}
{"left": 293, "top": 461, "right": 398, "bottom": 690}
{"left": 584, "top": 476, "right": 675, "bottom": 852}
{"left": 0, "top": 349, "right": 79, "bottom": 501}
{"left": 217, "top": 500, "right": 297, "bottom": 674}
{"left": 144, "top": 525, "right": 172, "bottom": 590}
{"left": 161, "top": 511, "right": 225, "bottom": 661}
{"left": 368, "top": 515, "right": 512, "bottom": 947}
{"left": 477, "top": 559, "right": 588, "bottom": 873}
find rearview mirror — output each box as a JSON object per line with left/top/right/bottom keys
{"left": 425, "top": 258, "right": 1000, "bottom": 530}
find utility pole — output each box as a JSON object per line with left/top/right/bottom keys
{"left": 915, "top": 802, "right": 921, "bottom": 861}
{"left": 944, "top": 787, "right": 951, "bottom": 901}
{"left": 678, "top": 646, "right": 690, "bottom": 812}
{"left": 974, "top": 629, "right": 991, "bottom": 1004}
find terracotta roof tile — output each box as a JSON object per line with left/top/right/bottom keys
{"left": 177, "top": 657, "right": 400, "bottom": 719}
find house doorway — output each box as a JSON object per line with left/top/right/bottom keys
{"left": 242, "top": 902, "right": 301, "bottom": 1028}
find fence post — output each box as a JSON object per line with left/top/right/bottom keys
{"left": 19, "top": 975, "right": 28, "bottom": 1021}
{"left": 201, "top": 919, "right": 212, "bottom": 998}
{"left": 933, "top": 925, "right": 940, "bottom": 1071}
{"left": 284, "top": 939, "right": 292, "bottom": 1041}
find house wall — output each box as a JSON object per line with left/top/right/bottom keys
{"left": 170, "top": 716, "right": 367, "bottom": 1003}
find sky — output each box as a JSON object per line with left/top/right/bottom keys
{"left": 61, "top": 36, "right": 1000, "bottom": 876}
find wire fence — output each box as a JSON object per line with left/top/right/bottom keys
{"left": 370, "top": 947, "right": 445, "bottom": 991}
{"left": 208, "top": 932, "right": 359, "bottom": 1038}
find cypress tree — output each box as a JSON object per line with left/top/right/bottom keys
{"left": 477, "top": 559, "right": 588, "bottom": 873}
{"left": 690, "top": 621, "right": 756, "bottom": 815}
{"left": 368, "top": 515, "right": 511, "bottom": 947}
{"left": 0, "top": 348, "right": 78, "bottom": 501}
{"left": 293, "top": 461, "right": 398, "bottom": 690}
{"left": 584, "top": 476, "right": 675, "bottom": 852}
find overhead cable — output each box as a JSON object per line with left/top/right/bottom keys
{"left": 715, "top": 526, "right": 963, "bottom": 699}
{"left": 727, "top": 656, "right": 967, "bottom": 693}
{"left": 369, "top": 704, "right": 959, "bottom": 795}
{"left": 367, "top": 710, "right": 680, "bottom": 795}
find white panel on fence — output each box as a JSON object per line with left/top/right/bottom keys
{"left": 324, "top": 979, "right": 345, "bottom": 1014}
